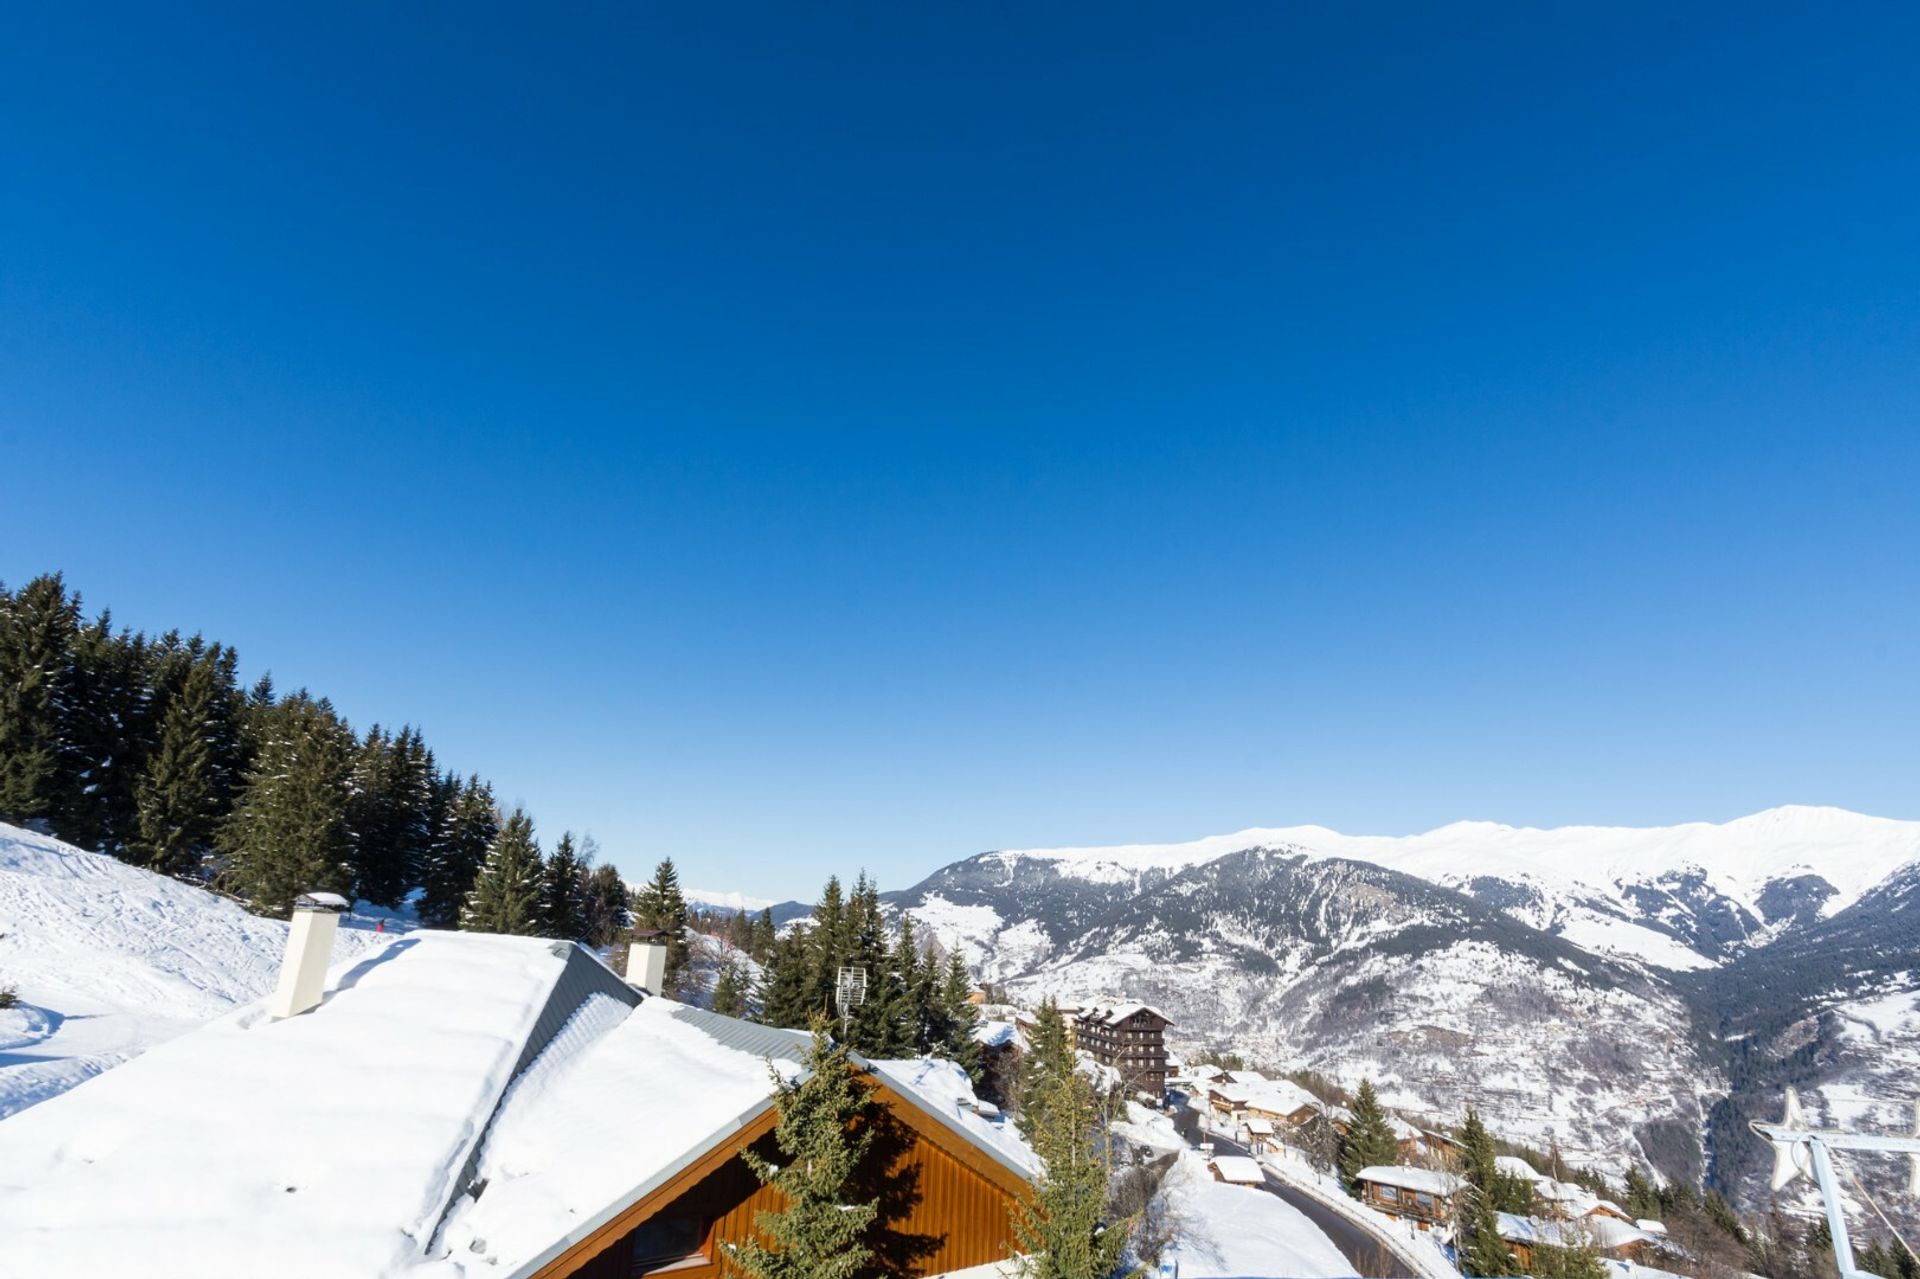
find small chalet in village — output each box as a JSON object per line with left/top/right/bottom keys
{"left": 1352, "top": 1165, "right": 1466, "bottom": 1231}
{"left": 0, "top": 904, "right": 1034, "bottom": 1278}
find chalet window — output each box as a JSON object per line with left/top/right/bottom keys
{"left": 1378, "top": 1185, "right": 1400, "bottom": 1201}
{"left": 630, "top": 1215, "right": 709, "bottom": 1274}
{"left": 1415, "top": 1192, "right": 1435, "bottom": 1209}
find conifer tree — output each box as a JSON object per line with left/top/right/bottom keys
{"left": 631, "top": 857, "right": 692, "bottom": 991}
{"left": 59, "top": 611, "right": 155, "bottom": 854}
{"left": 581, "top": 858, "right": 631, "bottom": 947}
{"left": 420, "top": 775, "right": 497, "bottom": 927}
{"left": 1337, "top": 1079, "right": 1400, "bottom": 1193}
{"left": 539, "top": 831, "right": 590, "bottom": 941}
{"left": 1012, "top": 1061, "right": 1134, "bottom": 1279}
{"left": 750, "top": 906, "right": 777, "bottom": 962}
{"left": 1016, "top": 998, "right": 1075, "bottom": 1140}
{"left": 757, "top": 928, "right": 813, "bottom": 1029}
{"left": 729, "top": 1018, "right": 879, "bottom": 1279}
{"left": 218, "top": 692, "right": 358, "bottom": 916}
{"left": 133, "top": 648, "right": 222, "bottom": 874}
{"left": 804, "top": 875, "right": 847, "bottom": 1016}
{"left": 1458, "top": 1107, "right": 1520, "bottom": 1276}
{"left": 346, "top": 725, "right": 433, "bottom": 907}
{"left": 462, "top": 807, "right": 544, "bottom": 935}
{"left": 0, "top": 574, "right": 79, "bottom": 827}
{"left": 935, "top": 951, "right": 984, "bottom": 1083}
{"left": 712, "top": 958, "right": 747, "bottom": 1017}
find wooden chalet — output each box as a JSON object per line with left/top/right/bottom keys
{"left": 531, "top": 1012, "right": 1033, "bottom": 1278}
{"left": 0, "top": 930, "right": 1035, "bottom": 1277}
{"left": 1070, "top": 1002, "right": 1174, "bottom": 1097}
{"left": 1352, "top": 1165, "right": 1465, "bottom": 1231}
{"left": 1495, "top": 1212, "right": 1667, "bottom": 1268}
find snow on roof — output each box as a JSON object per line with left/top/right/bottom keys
{"left": 1210, "top": 1155, "right": 1266, "bottom": 1184}
{"left": 1355, "top": 1165, "right": 1465, "bottom": 1196}
{"left": 1496, "top": 1154, "right": 1548, "bottom": 1181}
{"left": 1075, "top": 1001, "right": 1170, "bottom": 1026}
{"left": 1246, "top": 1118, "right": 1275, "bottom": 1135}
{"left": 871, "top": 1057, "right": 1038, "bottom": 1178}
{"left": 0, "top": 932, "right": 576, "bottom": 1278}
{"left": 1497, "top": 1212, "right": 1660, "bottom": 1252}
{"left": 1226, "top": 1069, "right": 1269, "bottom": 1085}
{"left": 431, "top": 997, "right": 800, "bottom": 1274}
{"left": 973, "top": 1019, "right": 1018, "bottom": 1049}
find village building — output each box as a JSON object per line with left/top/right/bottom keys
{"left": 1352, "top": 1165, "right": 1466, "bottom": 1232}
{"left": 1070, "top": 1001, "right": 1174, "bottom": 1097}
{"left": 0, "top": 916, "right": 1035, "bottom": 1278}
{"left": 1495, "top": 1212, "right": 1669, "bottom": 1268}
{"left": 1208, "top": 1155, "right": 1266, "bottom": 1185}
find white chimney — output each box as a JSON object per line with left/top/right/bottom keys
{"left": 270, "top": 891, "right": 351, "bottom": 1019}
{"left": 626, "top": 929, "right": 668, "bottom": 996}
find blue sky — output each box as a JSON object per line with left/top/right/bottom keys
{"left": 3, "top": 5, "right": 1916, "bottom": 899}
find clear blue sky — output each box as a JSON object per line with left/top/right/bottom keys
{"left": 3, "top": 5, "right": 1916, "bottom": 899}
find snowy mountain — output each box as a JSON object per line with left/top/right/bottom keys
{"left": 891, "top": 806, "right": 1920, "bottom": 1218}
{"left": 0, "top": 821, "right": 403, "bottom": 1120}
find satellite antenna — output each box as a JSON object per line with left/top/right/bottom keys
{"left": 1751, "top": 1087, "right": 1920, "bottom": 1278}
{"left": 834, "top": 966, "right": 868, "bottom": 1025}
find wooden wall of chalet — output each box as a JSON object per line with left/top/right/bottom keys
{"left": 544, "top": 1081, "right": 1024, "bottom": 1279}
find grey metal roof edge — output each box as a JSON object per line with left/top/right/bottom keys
{"left": 424, "top": 942, "right": 643, "bottom": 1258}
{"left": 502, "top": 1094, "right": 778, "bottom": 1279}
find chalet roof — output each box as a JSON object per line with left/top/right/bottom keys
{"left": 0, "top": 932, "right": 635, "bottom": 1278}
{"left": 0, "top": 932, "right": 1032, "bottom": 1279}
{"left": 1074, "top": 1001, "right": 1171, "bottom": 1027}
{"left": 1355, "top": 1165, "right": 1465, "bottom": 1196}
{"left": 1495, "top": 1154, "right": 1549, "bottom": 1182}
{"left": 1495, "top": 1211, "right": 1662, "bottom": 1253}
{"left": 1210, "top": 1155, "right": 1266, "bottom": 1184}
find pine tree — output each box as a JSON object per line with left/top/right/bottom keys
{"left": 346, "top": 724, "right": 433, "bottom": 907}
{"left": 58, "top": 611, "right": 153, "bottom": 854}
{"left": 1458, "top": 1107, "right": 1520, "bottom": 1276}
{"left": 935, "top": 951, "right": 984, "bottom": 1082}
{"left": 217, "top": 692, "right": 358, "bottom": 916}
{"left": 581, "top": 857, "right": 631, "bottom": 947}
{"left": 420, "top": 775, "right": 497, "bottom": 928}
{"left": 631, "top": 857, "right": 691, "bottom": 992}
{"left": 1013, "top": 1062, "right": 1134, "bottom": 1279}
{"left": 1016, "top": 998, "right": 1075, "bottom": 1141}
{"left": 132, "top": 648, "right": 222, "bottom": 874}
{"left": 758, "top": 928, "right": 813, "bottom": 1029}
{"left": 462, "top": 807, "right": 544, "bottom": 935}
{"left": 712, "top": 958, "right": 747, "bottom": 1017}
{"left": 540, "top": 831, "right": 590, "bottom": 941}
{"left": 750, "top": 907, "right": 777, "bottom": 963}
{"left": 0, "top": 574, "right": 79, "bottom": 827}
{"left": 804, "top": 875, "right": 848, "bottom": 1017}
{"left": 1337, "top": 1079, "right": 1400, "bottom": 1193}
{"left": 729, "top": 1017, "right": 879, "bottom": 1279}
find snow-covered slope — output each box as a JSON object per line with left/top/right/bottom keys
{"left": 0, "top": 822, "right": 402, "bottom": 1119}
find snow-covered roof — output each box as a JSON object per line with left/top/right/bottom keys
{"left": 973, "top": 1019, "right": 1018, "bottom": 1049}
{"left": 1226, "top": 1069, "right": 1269, "bottom": 1085}
{"left": 0, "top": 932, "right": 623, "bottom": 1278}
{"left": 0, "top": 929, "right": 1034, "bottom": 1279}
{"left": 1355, "top": 1165, "right": 1465, "bottom": 1196}
{"left": 1210, "top": 1155, "right": 1266, "bottom": 1184}
{"left": 1496, "top": 1154, "right": 1548, "bottom": 1182}
{"left": 1497, "top": 1212, "right": 1662, "bottom": 1253}
{"left": 1246, "top": 1117, "right": 1275, "bottom": 1135}
{"left": 1075, "top": 1001, "right": 1172, "bottom": 1027}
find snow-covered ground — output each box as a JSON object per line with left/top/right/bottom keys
{"left": 1159, "top": 1150, "right": 1356, "bottom": 1278}
{"left": 0, "top": 821, "right": 405, "bottom": 1120}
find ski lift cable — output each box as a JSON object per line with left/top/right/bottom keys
{"left": 1840, "top": 1154, "right": 1918, "bottom": 1267}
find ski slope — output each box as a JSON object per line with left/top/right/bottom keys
{"left": 0, "top": 822, "right": 403, "bottom": 1119}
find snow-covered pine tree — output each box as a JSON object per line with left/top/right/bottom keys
{"left": 1012, "top": 1059, "right": 1133, "bottom": 1279}
{"left": 1337, "top": 1078, "right": 1400, "bottom": 1192}
{"left": 0, "top": 574, "right": 79, "bottom": 827}
{"left": 1458, "top": 1107, "right": 1520, "bottom": 1276}
{"left": 462, "top": 806, "right": 544, "bottom": 935}
{"left": 420, "top": 774, "right": 498, "bottom": 928}
{"left": 217, "top": 691, "right": 358, "bottom": 916}
{"left": 346, "top": 724, "right": 433, "bottom": 908}
{"left": 631, "top": 857, "right": 691, "bottom": 991}
{"left": 729, "top": 1018, "right": 878, "bottom": 1279}
{"left": 132, "top": 647, "right": 222, "bottom": 874}
{"left": 539, "top": 831, "right": 590, "bottom": 941}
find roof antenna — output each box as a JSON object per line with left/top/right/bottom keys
{"left": 1750, "top": 1088, "right": 1920, "bottom": 1278}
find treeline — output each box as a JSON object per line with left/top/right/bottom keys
{"left": 0, "top": 573, "right": 625, "bottom": 937}
{"left": 743, "top": 873, "right": 983, "bottom": 1078}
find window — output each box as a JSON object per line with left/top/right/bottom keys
{"left": 1378, "top": 1185, "right": 1400, "bottom": 1201}
{"left": 631, "top": 1216, "right": 709, "bottom": 1274}
{"left": 1415, "top": 1192, "right": 1435, "bottom": 1210}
